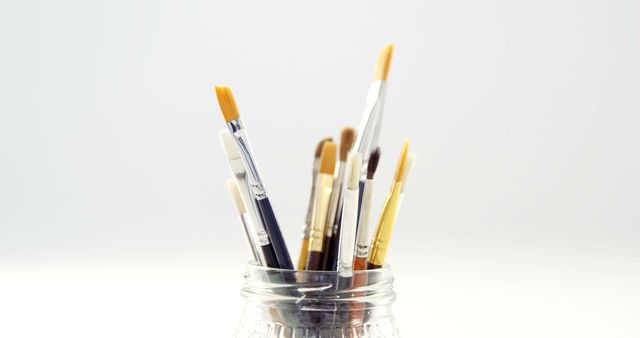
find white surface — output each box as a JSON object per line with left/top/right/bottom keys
{"left": 1, "top": 0, "right": 639, "bottom": 337}
{"left": 2, "top": 252, "right": 638, "bottom": 337}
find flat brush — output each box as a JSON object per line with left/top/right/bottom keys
{"left": 215, "top": 86, "right": 293, "bottom": 270}
{"left": 354, "top": 44, "right": 394, "bottom": 202}
{"left": 353, "top": 147, "right": 381, "bottom": 271}
{"left": 322, "top": 127, "right": 356, "bottom": 271}
{"left": 219, "top": 129, "right": 278, "bottom": 267}
{"left": 337, "top": 152, "right": 362, "bottom": 278}
{"left": 298, "top": 137, "right": 332, "bottom": 270}
{"left": 368, "top": 139, "right": 409, "bottom": 269}
{"left": 305, "top": 141, "right": 337, "bottom": 271}
{"left": 225, "top": 178, "right": 260, "bottom": 263}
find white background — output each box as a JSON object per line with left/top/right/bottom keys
{"left": 1, "top": 0, "right": 639, "bottom": 337}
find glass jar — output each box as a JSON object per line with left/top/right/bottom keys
{"left": 234, "top": 263, "right": 399, "bottom": 338}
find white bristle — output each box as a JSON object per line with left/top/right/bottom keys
{"left": 225, "top": 178, "right": 246, "bottom": 214}
{"left": 400, "top": 153, "right": 416, "bottom": 193}
{"left": 219, "top": 130, "right": 241, "bottom": 160}
{"left": 347, "top": 152, "right": 362, "bottom": 190}
{"left": 219, "top": 129, "right": 246, "bottom": 175}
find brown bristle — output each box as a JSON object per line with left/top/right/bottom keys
{"left": 339, "top": 127, "right": 356, "bottom": 162}
{"left": 315, "top": 137, "right": 333, "bottom": 158}
{"left": 393, "top": 139, "right": 410, "bottom": 182}
{"left": 373, "top": 43, "right": 394, "bottom": 81}
{"left": 367, "top": 147, "right": 381, "bottom": 179}
{"left": 215, "top": 86, "right": 240, "bottom": 122}
{"left": 319, "top": 142, "right": 337, "bottom": 175}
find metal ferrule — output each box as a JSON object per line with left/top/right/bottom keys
{"left": 355, "top": 243, "right": 369, "bottom": 258}
{"left": 355, "top": 179, "right": 374, "bottom": 258}
{"left": 302, "top": 159, "right": 320, "bottom": 236}
{"left": 254, "top": 227, "right": 270, "bottom": 246}
{"left": 235, "top": 175, "right": 270, "bottom": 246}
{"left": 227, "top": 119, "right": 267, "bottom": 200}
{"left": 368, "top": 181, "right": 402, "bottom": 267}
{"left": 354, "top": 80, "right": 387, "bottom": 179}
{"left": 325, "top": 162, "right": 345, "bottom": 237}
{"left": 308, "top": 173, "right": 334, "bottom": 252}
{"left": 338, "top": 187, "right": 359, "bottom": 277}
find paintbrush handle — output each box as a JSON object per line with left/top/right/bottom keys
{"left": 306, "top": 251, "right": 324, "bottom": 271}
{"left": 320, "top": 234, "right": 335, "bottom": 270}
{"left": 304, "top": 176, "right": 317, "bottom": 228}
{"left": 357, "top": 180, "right": 365, "bottom": 223}
{"left": 367, "top": 182, "right": 402, "bottom": 268}
{"left": 323, "top": 186, "right": 347, "bottom": 271}
{"left": 259, "top": 243, "right": 280, "bottom": 269}
{"left": 250, "top": 204, "right": 279, "bottom": 268}
{"left": 238, "top": 213, "right": 260, "bottom": 264}
{"left": 297, "top": 237, "right": 310, "bottom": 270}
{"left": 355, "top": 180, "right": 373, "bottom": 258}
{"left": 298, "top": 172, "right": 317, "bottom": 270}
{"left": 256, "top": 197, "right": 294, "bottom": 270}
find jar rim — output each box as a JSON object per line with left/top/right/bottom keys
{"left": 240, "top": 262, "right": 396, "bottom": 309}
{"left": 243, "top": 261, "right": 393, "bottom": 276}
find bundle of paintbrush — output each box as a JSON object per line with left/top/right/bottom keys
{"left": 217, "top": 43, "right": 416, "bottom": 276}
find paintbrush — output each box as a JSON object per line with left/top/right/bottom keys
{"left": 219, "top": 129, "right": 279, "bottom": 267}
{"left": 367, "top": 139, "right": 409, "bottom": 269}
{"left": 305, "top": 141, "right": 337, "bottom": 270}
{"left": 337, "top": 152, "right": 362, "bottom": 278}
{"left": 322, "top": 127, "right": 356, "bottom": 270}
{"left": 349, "top": 149, "right": 381, "bottom": 324}
{"left": 215, "top": 86, "right": 293, "bottom": 270}
{"left": 354, "top": 44, "right": 394, "bottom": 207}
{"left": 297, "top": 137, "right": 332, "bottom": 270}
{"left": 225, "top": 178, "right": 261, "bottom": 263}
{"left": 353, "top": 147, "right": 381, "bottom": 271}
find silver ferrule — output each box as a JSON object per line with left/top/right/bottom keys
{"left": 354, "top": 80, "right": 387, "bottom": 179}
{"left": 332, "top": 169, "right": 348, "bottom": 235}
{"left": 236, "top": 175, "right": 271, "bottom": 245}
{"left": 355, "top": 179, "right": 374, "bottom": 257}
{"left": 227, "top": 119, "right": 267, "bottom": 200}
{"left": 338, "top": 188, "right": 359, "bottom": 277}
{"left": 303, "top": 160, "right": 320, "bottom": 231}
{"left": 254, "top": 227, "right": 270, "bottom": 246}
{"left": 326, "top": 162, "right": 345, "bottom": 236}
{"left": 355, "top": 243, "right": 369, "bottom": 258}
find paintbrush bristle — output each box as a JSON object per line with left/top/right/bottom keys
{"left": 339, "top": 127, "right": 356, "bottom": 162}
{"left": 319, "top": 141, "right": 337, "bottom": 175}
{"left": 367, "top": 147, "right": 381, "bottom": 179}
{"left": 346, "top": 152, "right": 362, "bottom": 189}
{"left": 393, "top": 138, "right": 410, "bottom": 182}
{"left": 373, "top": 43, "right": 394, "bottom": 81}
{"left": 225, "top": 178, "right": 246, "bottom": 214}
{"left": 215, "top": 86, "right": 240, "bottom": 122}
{"left": 400, "top": 153, "right": 416, "bottom": 193}
{"left": 219, "top": 129, "right": 241, "bottom": 161}
{"left": 315, "top": 137, "right": 333, "bottom": 158}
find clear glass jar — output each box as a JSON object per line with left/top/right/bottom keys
{"left": 234, "top": 263, "right": 399, "bottom": 338}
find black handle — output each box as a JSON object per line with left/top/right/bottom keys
{"left": 256, "top": 197, "right": 294, "bottom": 270}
